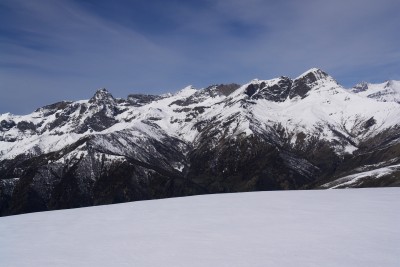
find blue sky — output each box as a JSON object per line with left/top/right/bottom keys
{"left": 1, "top": 0, "right": 400, "bottom": 114}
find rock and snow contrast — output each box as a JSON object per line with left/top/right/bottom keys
{"left": 0, "top": 188, "right": 399, "bottom": 267}
{"left": 351, "top": 80, "right": 400, "bottom": 103}
{"left": 1, "top": 68, "right": 400, "bottom": 216}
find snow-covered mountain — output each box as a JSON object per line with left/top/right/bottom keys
{"left": 1, "top": 68, "right": 400, "bottom": 216}
{"left": 351, "top": 80, "right": 400, "bottom": 103}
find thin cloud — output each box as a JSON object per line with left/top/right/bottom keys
{"left": 1, "top": 0, "right": 399, "bottom": 114}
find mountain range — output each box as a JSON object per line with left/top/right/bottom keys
{"left": 1, "top": 68, "right": 400, "bottom": 216}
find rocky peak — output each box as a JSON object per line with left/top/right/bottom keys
{"left": 169, "top": 84, "right": 240, "bottom": 107}
{"left": 89, "top": 88, "right": 116, "bottom": 105}
{"left": 352, "top": 82, "right": 369, "bottom": 93}
{"left": 75, "top": 88, "right": 120, "bottom": 133}
{"left": 385, "top": 80, "right": 400, "bottom": 89}
{"left": 215, "top": 84, "right": 241, "bottom": 96}
{"left": 34, "top": 101, "right": 72, "bottom": 116}
{"left": 350, "top": 80, "right": 400, "bottom": 103}
{"left": 289, "top": 68, "right": 332, "bottom": 99}
{"left": 298, "top": 68, "right": 329, "bottom": 80}
{"left": 249, "top": 77, "right": 292, "bottom": 102}
{"left": 127, "top": 94, "right": 162, "bottom": 107}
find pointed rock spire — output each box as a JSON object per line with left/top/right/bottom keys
{"left": 89, "top": 88, "right": 116, "bottom": 105}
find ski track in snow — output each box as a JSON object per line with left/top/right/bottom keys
{"left": 0, "top": 188, "right": 399, "bottom": 267}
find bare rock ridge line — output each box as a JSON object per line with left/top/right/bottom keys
{"left": 1, "top": 68, "right": 400, "bottom": 216}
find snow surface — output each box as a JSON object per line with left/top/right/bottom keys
{"left": 1, "top": 188, "right": 399, "bottom": 267}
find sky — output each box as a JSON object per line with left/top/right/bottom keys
{"left": 1, "top": 0, "right": 400, "bottom": 114}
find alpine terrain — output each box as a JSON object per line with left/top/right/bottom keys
{"left": 1, "top": 68, "right": 400, "bottom": 216}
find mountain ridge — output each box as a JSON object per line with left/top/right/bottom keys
{"left": 1, "top": 68, "right": 400, "bottom": 216}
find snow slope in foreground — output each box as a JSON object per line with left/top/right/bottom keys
{"left": 1, "top": 189, "right": 399, "bottom": 267}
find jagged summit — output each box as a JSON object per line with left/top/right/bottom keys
{"left": 293, "top": 68, "right": 333, "bottom": 86}
{"left": 351, "top": 80, "right": 400, "bottom": 103}
{"left": 238, "top": 68, "right": 337, "bottom": 101}
{"left": 127, "top": 94, "right": 163, "bottom": 107}
{"left": 239, "top": 76, "right": 292, "bottom": 102}
{"left": 352, "top": 81, "right": 369, "bottom": 93}
{"left": 289, "top": 68, "right": 338, "bottom": 99}
{"left": 89, "top": 88, "right": 116, "bottom": 104}
{"left": 296, "top": 67, "right": 328, "bottom": 80}
{"left": 385, "top": 80, "right": 400, "bottom": 88}
{"left": 1, "top": 68, "right": 400, "bottom": 216}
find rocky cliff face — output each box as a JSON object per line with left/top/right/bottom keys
{"left": 1, "top": 68, "right": 400, "bottom": 216}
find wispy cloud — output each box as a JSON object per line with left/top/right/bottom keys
{"left": 1, "top": 0, "right": 399, "bottom": 114}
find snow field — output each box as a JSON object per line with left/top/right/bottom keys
{"left": 0, "top": 188, "right": 399, "bottom": 267}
